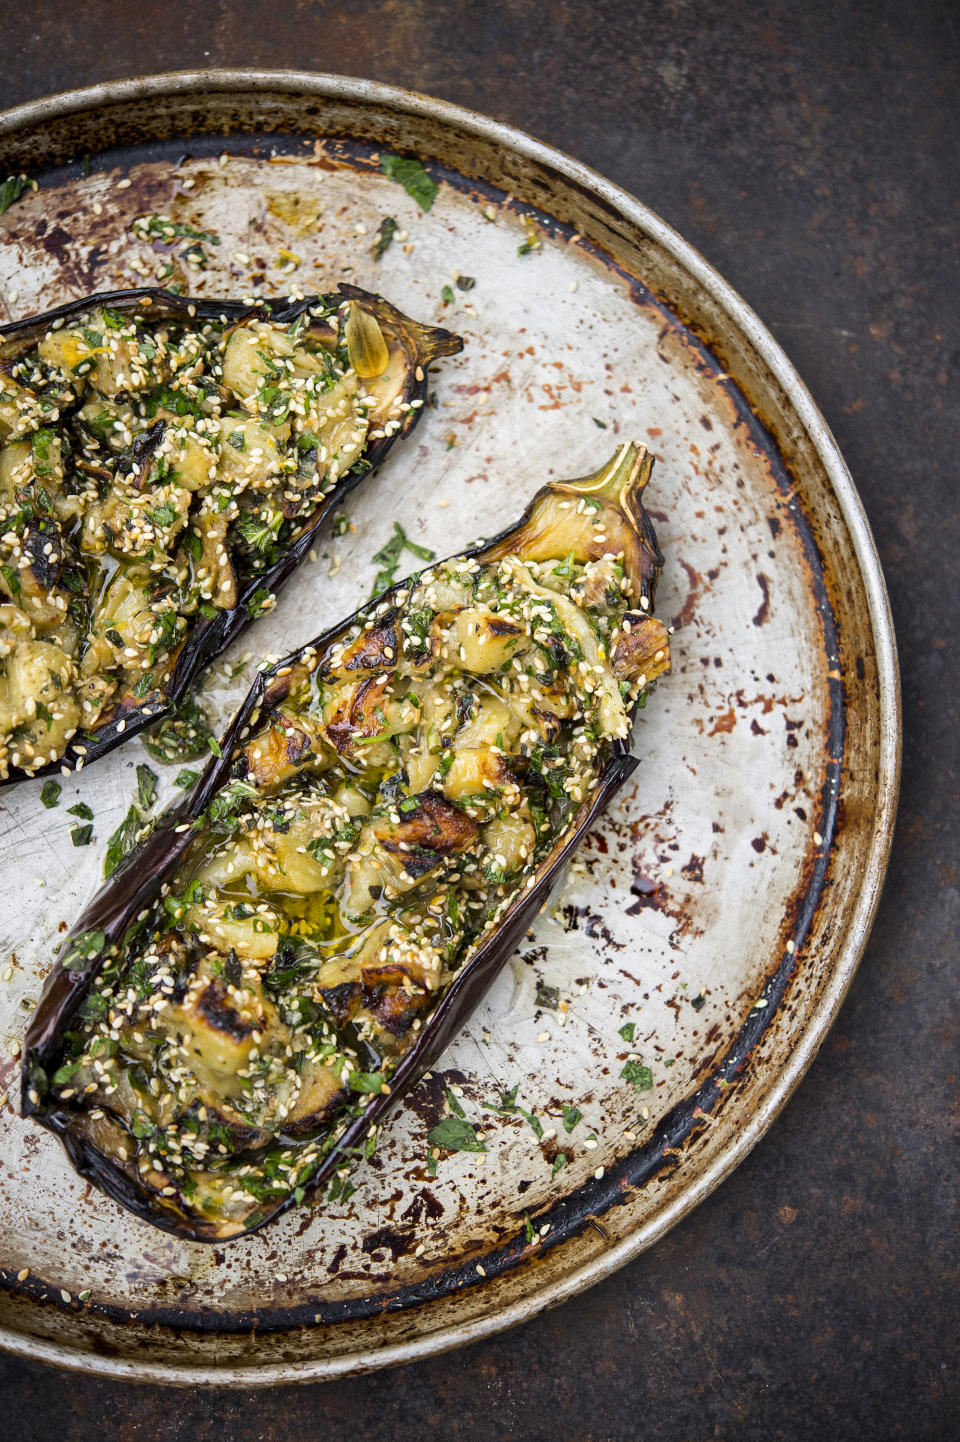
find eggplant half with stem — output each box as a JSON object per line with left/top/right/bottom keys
{"left": 23, "top": 439, "right": 671, "bottom": 1241}
{"left": 0, "top": 285, "right": 461, "bottom": 784}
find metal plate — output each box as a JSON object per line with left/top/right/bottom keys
{"left": 0, "top": 72, "right": 899, "bottom": 1385}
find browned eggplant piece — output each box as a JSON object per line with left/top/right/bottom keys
{"left": 0, "top": 285, "right": 461, "bottom": 784}
{"left": 23, "top": 441, "right": 669, "bottom": 1241}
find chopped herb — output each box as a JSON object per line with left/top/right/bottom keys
{"left": 181, "top": 241, "right": 209, "bottom": 270}
{"left": 333, "top": 512, "right": 351, "bottom": 537}
{"left": 40, "top": 780, "right": 61, "bottom": 809}
{"left": 535, "top": 981, "right": 560, "bottom": 1010}
{"left": 427, "top": 1116, "right": 486, "bottom": 1153}
{"left": 483, "top": 1084, "right": 543, "bottom": 1139}
{"left": 370, "top": 521, "right": 435, "bottom": 596}
{"left": 690, "top": 993, "right": 706, "bottom": 1011}
{"left": 618, "top": 1022, "right": 636, "bottom": 1043}
{"left": 68, "top": 802, "right": 94, "bottom": 820}
{"left": 61, "top": 928, "right": 106, "bottom": 971}
{"left": 370, "top": 216, "right": 398, "bottom": 260}
{"left": 104, "top": 803, "right": 142, "bottom": 877}
{"left": 131, "top": 214, "right": 221, "bottom": 246}
{"left": 147, "top": 501, "right": 178, "bottom": 528}
{"left": 561, "top": 1104, "right": 582, "bottom": 1133}
{"left": 245, "top": 587, "right": 274, "bottom": 619}
{"left": 551, "top": 1152, "right": 567, "bottom": 1178}
{"left": 379, "top": 154, "right": 438, "bottom": 212}
{"left": 0, "top": 175, "right": 31, "bottom": 216}
{"left": 136, "top": 763, "right": 158, "bottom": 809}
{"left": 593, "top": 417, "right": 608, "bottom": 429}
{"left": 441, "top": 284, "right": 455, "bottom": 305}
{"left": 70, "top": 824, "right": 93, "bottom": 847}
{"left": 236, "top": 511, "right": 282, "bottom": 552}
{"left": 443, "top": 1085, "right": 465, "bottom": 1118}
{"left": 621, "top": 1060, "right": 653, "bottom": 1092}
{"left": 144, "top": 696, "right": 213, "bottom": 762}
{"left": 348, "top": 1071, "right": 387, "bottom": 1094}
{"left": 1, "top": 563, "right": 21, "bottom": 600}
{"left": 327, "top": 1172, "right": 357, "bottom": 1205}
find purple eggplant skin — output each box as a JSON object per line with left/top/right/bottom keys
{"left": 0, "top": 285, "right": 462, "bottom": 787}
{"left": 22, "top": 442, "right": 667, "bottom": 1242}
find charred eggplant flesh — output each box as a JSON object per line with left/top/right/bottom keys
{"left": 0, "top": 286, "right": 460, "bottom": 782}
{"left": 24, "top": 441, "right": 669, "bottom": 1240}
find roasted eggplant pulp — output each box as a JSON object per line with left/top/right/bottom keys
{"left": 0, "top": 286, "right": 461, "bottom": 784}
{"left": 24, "top": 442, "right": 670, "bottom": 1241}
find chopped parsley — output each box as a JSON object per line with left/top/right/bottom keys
{"left": 136, "top": 763, "right": 158, "bottom": 810}
{"left": 370, "top": 216, "right": 399, "bottom": 260}
{"left": 370, "top": 521, "right": 435, "bottom": 596}
{"left": 104, "top": 804, "right": 144, "bottom": 877}
{"left": 40, "top": 779, "right": 62, "bottom": 808}
{"left": 427, "top": 1116, "right": 486, "bottom": 1153}
{"left": 0, "top": 174, "right": 31, "bottom": 216}
{"left": 620, "top": 1060, "right": 653, "bottom": 1092}
{"left": 379, "top": 154, "right": 438, "bottom": 212}
{"left": 131, "top": 214, "right": 221, "bottom": 246}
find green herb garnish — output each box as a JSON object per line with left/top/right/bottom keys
{"left": 620, "top": 1060, "right": 653, "bottom": 1092}
{"left": 370, "top": 216, "right": 399, "bottom": 260}
{"left": 427, "top": 1116, "right": 486, "bottom": 1153}
{"left": 370, "top": 521, "right": 435, "bottom": 596}
{"left": 379, "top": 155, "right": 438, "bottom": 212}
{"left": 0, "top": 175, "right": 31, "bottom": 216}
{"left": 561, "top": 1104, "right": 582, "bottom": 1133}
{"left": 136, "top": 763, "right": 158, "bottom": 809}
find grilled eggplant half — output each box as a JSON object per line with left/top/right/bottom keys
{"left": 23, "top": 440, "right": 670, "bottom": 1241}
{"left": 0, "top": 286, "right": 461, "bottom": 783}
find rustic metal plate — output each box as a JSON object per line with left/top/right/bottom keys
{"left": 0, "top": 73, "right": 899, "bottom": 1384}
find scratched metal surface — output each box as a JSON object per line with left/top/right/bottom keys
{"left": 0, "top": 76, "right": 897, "bottom": 1382}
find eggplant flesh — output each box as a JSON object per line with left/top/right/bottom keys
{"left": 23, "top": 441, "right": 670, "bottom": 1241}
{"left": 0, "top": 286, "right": 461, "bottom": 784}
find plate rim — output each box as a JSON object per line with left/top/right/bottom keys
{"left": 0, "top": 67, "right": 901, "bottom": 1386}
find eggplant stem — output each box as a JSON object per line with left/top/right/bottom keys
{"left": 561, "top": 440, "right": 652, "bottom": 503}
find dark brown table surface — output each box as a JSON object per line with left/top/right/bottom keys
{"left": 1, "top": 4, "right": 957, "bottom": 1438}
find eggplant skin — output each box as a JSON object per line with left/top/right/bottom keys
{"left": 23, "top": 441, "right": 668, "bottom": 1243}
{"left": 0, "top": 285, "right": 461, "bottom": 786}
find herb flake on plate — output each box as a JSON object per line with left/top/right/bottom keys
{"left": 379, "top": 154, "right": 438, "bottom": 213}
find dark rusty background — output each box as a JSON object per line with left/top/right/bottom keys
{"left": 1, "top": 2, "right": 956, "bottom": 1438}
